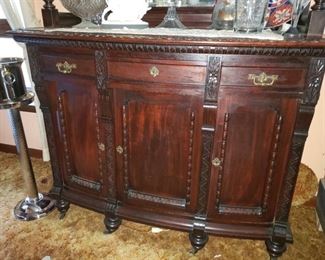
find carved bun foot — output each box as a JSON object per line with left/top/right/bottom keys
{"left": 189, "top": 230, "right": 208, "bottom": 254}
{"left": 265, "top": 239, "right": 287, "bottom": 259}
{"left": 56, "top": 199, "right": 70, "bottom": 219}
{"left": 104, "top": 214, "right": 121, "bottom": 234}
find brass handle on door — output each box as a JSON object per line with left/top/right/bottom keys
{"left": 212, "top": 157, "right": 222, "bottom": 168}
{"left": 248, "top": 72, "right": 279, "bottom": 87}
{"left": 56, "top": 61, "right": 77, "bottom": 74}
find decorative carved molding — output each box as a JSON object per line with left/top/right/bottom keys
{"left": 205, "top": 56, "right": 221, "bottom": 102}
{"left": 98, "top": 92, "right": 116, "bottom": 198}
{"left": 103, "top": 117, "right": 116, "bottom": 198}
{"left": 262, "top": 113, "right": 283, "bottom": 211}
{"left": 58, "top": 92, "right": 73, "bottom": 177}
{"left": 122, "top": 104, "right": 129, "bottom": 193}
{"left": 26, "top": 45, "right": 42, "bottom": 88}
{"left": 95, "top": 50, "right": 108, "bottom": 90}
{"left": 186, "top": 112, "right": 195, "bottom": 206}
{"left": 70, "top": 175, "right": 101, "bottom": 191}
{"left": 105, "top": 200, "right": 119, "bottom": 214}
{"left": 276, "top": 133, "right": 306, "bottom": 222}
{"left": 302, "top": 58, "right": 325, "bottom": 106}
{"left": 15, "top": 36, "right": 325, "bottom": 57}
{"left": 215, "top": 113, "right": 229, "bottom": 210}
{"left": 95, "top": 103, "right": 104, "bottom": 179}
{"left": 219, "top": 205, "right": 263, "bottom": 216}
{"left": 197, "top": 129, "right": 214, "bottom": 214}
{"left": 42, "top": 107, "right": 62, "bottom": 188}
{"left": 128, "top": 189, "right": 186, "bottom": 208}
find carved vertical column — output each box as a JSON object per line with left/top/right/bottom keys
{"left": 266, "top": 58, "right": 325, "bottom": 259}
{"left": 42, "top": 0, "right": 60, "bottom": 28}
{"left": 307, "top": 0, "right": 325, "bottom": 38}
{"left": 189, "top": 55, "right": 221, "bottom": 253}
{"left": 95, "top": 50, "right": 121, "bottom": 233}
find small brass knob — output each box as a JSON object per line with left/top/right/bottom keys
{"left": 116, "top": 146, "right": 123, "bottom": 154}
{"left": 149, "top": 66, "right": 159, "bottom": 78}
{"left": 212, "top": 157, "right": 221, "bottom": 168}
{"left": 98, "top": 143, "right": 105, "bottom": 151}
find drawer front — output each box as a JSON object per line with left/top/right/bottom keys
{"left": 40, "top": 53, "right": 96, "bottom": 77}
{"left": 108, "top": 59, "right": 206, "bottom": 85}
{"left": 221, "top": 67, "right": 307, "bottom": 90}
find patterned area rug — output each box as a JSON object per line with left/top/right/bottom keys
{"left": 0, "top": 152, "right": 324, "bottom": 259}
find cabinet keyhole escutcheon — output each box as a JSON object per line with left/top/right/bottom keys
{"left": 212, "top": 157, "right": 221, "bottom": 168}
{"left": 116, "top": 146, "right": 124, "bottom": 154}
{"left": 149, "top": 66, "right": 159, "bottom": 78}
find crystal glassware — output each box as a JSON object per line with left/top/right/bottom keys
{"left": 234, "top": 0, "right": 269, "bottom": 32}
{"left": 157, "top": 0, "right": 186, "bottom": 28}
{"left": 284, "top": 0, "right": 305, "bottom": 38}
{"left": 210, "top": 0, "right": 235, "bottom": 30}
{"left": 60, "top": 0, "right": 107, "bottom": 27}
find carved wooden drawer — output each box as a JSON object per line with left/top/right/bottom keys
{"left": 108, "top": 58, "right": 207, "bottom": 85}
{"left": 220, "top": 67, "right": 307, "bottom": 90}
{"left": 220, "top": 56, "right": 308, "bottom": 90}
{"left": 40, "top": 51, "right": 96, "bottom": 77}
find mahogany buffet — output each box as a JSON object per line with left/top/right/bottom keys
{"left": 12, "top": 29, "right": 325, "bottom": 258}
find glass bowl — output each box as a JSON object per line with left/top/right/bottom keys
{"left": 60, "top": 0, "right": 107, "bottom": 27}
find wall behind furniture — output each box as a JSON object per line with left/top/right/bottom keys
{"left": 0, "top": 4, "right": 42, "bottom": 151}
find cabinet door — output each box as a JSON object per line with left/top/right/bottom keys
{"left": 207, "top": 89, "right": 299, "bottom": 222}
{"left": 113, "top": 86, "right": 203, "bottom": 213}
{"left": 46, "top": 76, "right": 108, "bottom": 198}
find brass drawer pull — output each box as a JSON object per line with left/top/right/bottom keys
{"left": 116, "top": 146, "right": 124, "bottom": 154}
{"left": 248, "top": 72, "right": 279, "bottom": 87}
{"left": 56, "top": 61, "right": 77, "bottom": 74}
{"left": 149, "top": 66, "right": 159, "bottom": 78}
{"left": 212, "top": 157, "right": 222, "bottom": 168}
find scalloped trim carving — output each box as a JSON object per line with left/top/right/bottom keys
{"left": 17, "top": 36, "right": 325, "bottom": 57}
{"left": 128, "top": 189, "right": 186, "bottom": 208}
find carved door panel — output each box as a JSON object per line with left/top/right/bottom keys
{"left": 207, "top": 89, "right": 299, "bottom": 222}
{"left": 113, "top": 86, "right": 203, "bottom": 213}
{"left": 46, "top": 76, "right": 108, "bottom": 198}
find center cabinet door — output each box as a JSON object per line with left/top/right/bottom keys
{"left": 113, "top": 85, "right": 203, "bottom": 213}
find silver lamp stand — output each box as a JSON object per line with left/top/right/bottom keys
{"left": 0, "top": 57, "right": 55, "bottom": 221}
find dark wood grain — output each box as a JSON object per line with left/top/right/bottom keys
{"left": 15, "top": 28, "right": 325, "bottom": 258}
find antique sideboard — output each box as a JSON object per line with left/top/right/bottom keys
{"left": 12, "top": 29, "right": 325, "bottom": 258}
